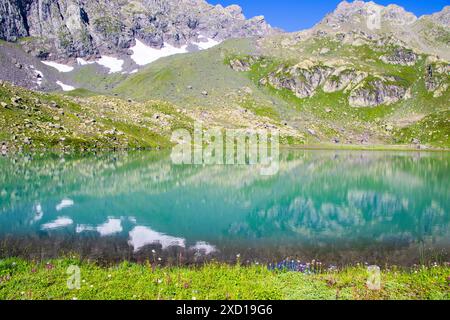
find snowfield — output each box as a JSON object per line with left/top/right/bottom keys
{"left": 130, "top": 39, "right": 189, "bottom": 66}
{"left": 41, "top": 61, "right": 74, "bottom": 72}
{"left": 30, "top": 66, "right": 43, "bottom": 86}
{"left": 40, "top": 37, "right": 221, "bottom": 76}
{"left": 96, "top": 56, "right": 124, "bottom": 73}
{"left": 56, "top": 81, "right": 76, "bottom": 91}
{"left": 194, "top": 37, "right": 221, "bottom": 50}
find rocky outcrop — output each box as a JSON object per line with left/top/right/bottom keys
{"left": 323, "top": 68, "right": 367, "bottom": 93}
{"left": 427, "top": 6, "right": 450, "bottom": 27}
{"left": 229, "top": 58, "right": 254, "bottom": 72}
{"left": 0, "top": 0, "right": 275, "bottom": 59}
{"left": 381, "top": 48, "right": 418, "bottom": 66}
{"left": 263, "top": 64, "right": 334, "bottom": 98}
{"left": 349, "top": 78, "right": 409, "bottom": 107}
{"left": 425, "top": 61, "right": 450, "bottom": 98}
{"left": 0, "top": 0, "right": 29, "bottom": 42}
{"left": 319, "top": 1, "right": 417, "bottom": 31}
{"left": 0, "top": 41, "right": 61, "bottom": 91}
{"left": 311, "top": 1, "right": 449, "bottom": 60}
{"left": 259, "top": 63, "right": 411, "bottom": 107}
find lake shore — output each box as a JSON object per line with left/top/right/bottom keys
{"left": 0, "top": 258, "right": 448, "bottom": 300}
{"left": 2, "top": 143, "right": 450, "bottom": 155}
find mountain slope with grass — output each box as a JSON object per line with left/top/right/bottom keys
{"left": 112, "top": 19, "right": 449, "bottom": 147}
{"left": 0, "top": 79, "right": 302, "bottom": 151}
{"left": 0, "top": 80, "right": 196, "bottom": 150}
{"left": 0, "top": 1, "right": 449, "bottom": 150}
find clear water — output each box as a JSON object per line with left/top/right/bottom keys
{"left": 0, "top": 150, "right": 448, "bottom": 266}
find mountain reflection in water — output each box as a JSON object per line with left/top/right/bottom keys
{"left": 0, "top": 150, "right": 448, "bottom": 266}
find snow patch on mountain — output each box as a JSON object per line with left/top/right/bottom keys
{"left": 56, "top": 81, "right": 76, "bottom": 91}
{"left": 41, "top": 61, "right": 74, "bottom": 72}
{"left": 96, "top": 56, "right": 124, "bottom": 73}
{"left": 130, "top": 39, "right": 189, "bottom": 66}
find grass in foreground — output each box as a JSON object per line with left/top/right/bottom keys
{"left": 0, "top": 258, "right": 448, "bottom": 300}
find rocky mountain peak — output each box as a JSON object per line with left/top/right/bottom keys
{"left": 223, "top": 4, "right": 245, "bottom": 18}
{"left": 383, "top": 4, "right": 417, "bottom": 24}
{"left": 321, "top": 0, "right": 417, "bottom": 30}
{"left": 426, "top": 6, "right": 450, "bottom": 27}
{"left": 0, "top": 0, "right": 275, "bottom": 60}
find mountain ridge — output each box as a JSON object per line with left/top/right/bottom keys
{"left": 0, "top": 0, "right": 275, "bottom": 60}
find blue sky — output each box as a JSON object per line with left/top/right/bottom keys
{"left": 208, "top": 0, "right": 449, "bottom": 32}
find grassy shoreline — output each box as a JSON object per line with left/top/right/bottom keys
{"left": 0, "top": 258, "right": 448, "bottom": 300}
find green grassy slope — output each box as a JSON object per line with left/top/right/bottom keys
{"left": 114, "top": 39, "right": 258, "bottom": 104}
{"left": 108, "top": 36, "right": 449, "bottom": 148}
{"left": 1, "top": 34, "right": 448, "bottom": 149}
{"left": 238, "top": 36, "right": 450, "bottom": 147}
{"left": 0, "top": 81, "right": 194, "bottom": 150}
{"left": 113, "top": 39, "right": 296, "bottom": 120}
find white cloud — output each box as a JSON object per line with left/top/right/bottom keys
{"left": 76, "top": 224, "right": 96, "bottom": 233}
{"left": 97, "top": 218, "right": 123, "bottom": 236}
{"left": 128, "top": 226, "right": 185, "bottom": 252}
{"left": 41, "top": 217, "right": 73, "bottom": 230}
{"left": 77, "top": 218, "right": 123, "bottom": 236}
{"left": 56, "top": 198, "right": 75, "bottom": 211}
{"left": 191, "top": 241, "right": 217, "bottom": 255}
{"left": 31, "top": 203, "right": 44, "bottom": 223}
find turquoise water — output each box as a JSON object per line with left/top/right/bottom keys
{"left": 0, "top": 150, "right": 448, "bottom": 266}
